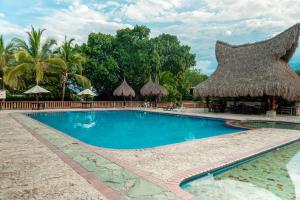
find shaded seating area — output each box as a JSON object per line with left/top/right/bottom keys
{"left": 24, "top": 85, "right": 50, "bottom": 110}
{"left": 81, "top": 101, "right": 93, "bottom": 109}
{"left": 193, "top": 24, "right": 300, "bottom": 116}
{"left": 223, "top": 101, "right": 265, "bottom": 114}
{"left": 31, "top": 102, "right": 47, "bottom": 110}
{"left": 278, "top": 106, "right": 296, "bottom": 115}
{"left": 209, "top": 102, "right": 265, "bottom": 114}
{"left": 228, "top": 103, "right": 265, "bottom": 115}
{"left": 77, "top": 89, "right": 97, "bottom": 109}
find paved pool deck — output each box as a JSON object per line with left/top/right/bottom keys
{"left": 1, "top": 108, "right": 300, "bottom": 200}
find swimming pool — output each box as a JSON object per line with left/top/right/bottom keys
{"left": 182, "top": 140, "right": 300, "bottom": 200}
{"left": 29, "top": 110, "right": 245, "bottom": 149}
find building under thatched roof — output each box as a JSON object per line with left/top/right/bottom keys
{"left": 113, "top": 79, "right": 135, "bottom": 97}
{"left": 140, "top": 78, "right": 168, "bottom": 97}
{"left": 194, "top": 23, "right": 300, "bottom": 101}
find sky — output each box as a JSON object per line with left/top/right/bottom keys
{"left": 0, "top": 0, "right": 300, "bottom": 74}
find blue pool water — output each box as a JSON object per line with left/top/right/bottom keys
{"left": 29, "top": 111, "right": 245, "bottom": 149}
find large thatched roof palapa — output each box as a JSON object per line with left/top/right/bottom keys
{"left": 113, "top": 79, "right": 135, "bottom": 97}
{"left": 140, "top": 77, "right": 168, "bottom": 97}
{"left": 194, "top": 23, "right": 300, "bottom": 101}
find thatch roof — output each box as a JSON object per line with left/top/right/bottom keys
{"left": 113, "top": 79, "right": 135, "bottom": 97}
{"left": 78, "top": 89, "right": 96, "bottom": 96}
{"left": 140, "top": 78, "right": 168, "bottom": 97}
{"left": 194, "top": 23, "right": 300, "bottom": 101}
{"left": 24, "top": 85, "right": 50, "bottom": 94}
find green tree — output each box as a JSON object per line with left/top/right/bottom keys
{"left": 151, "top": 34, "right": 196, "bottom": 75}
{"left": 0, "top": 35, "right": 14, "bottom": 89}
{"left": 56, "top": 37, "right": 91, "bottom": 101}
{"left": 159, "top": 71, "right": 182, "bottom": 104}
{"left": 151, "top": 34, "right": 196, "bottom": 100}
{"left": 113, "top": 25, "right": 152, "bottom": 92}
{"left": 184, "top": 68, "right": 208, "bottom": 87}
{"left": 5, "top": 26, "right": 64, "bottom": 89}
{"left": 81, "top": 32, "right": 119, "bottom": 99}
{"left": 80, "top": 25, "right": 196, "bottom": 100}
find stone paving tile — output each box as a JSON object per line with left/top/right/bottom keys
{"left": 12, "top": 113, "right": 181, "bottom": 200}
{"left": 103, "top": 127, "right": 300, "bottom": 180}
{"left": 0, "top": 112, "right": 106, "bottom": 200}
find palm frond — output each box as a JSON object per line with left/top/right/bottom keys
{"left": 4, "top": 63, "right": 31, "bottom": 88}
{"left": 74, "top": 74, "right": 91, "bottom": 89}
{"left": 0, "top": 35, "right": 3, "bottom": 50}
{"left": 14, "top": 50, "right": 30, "bottom": 62}
{"left": 46, "top": 57, "right": 67, "bottom": 72}
{"left": 41, "top": 39, "right": 57, "bottom": 58}
{"left": 0, "top": 36, "right": 15, "bottom": 74}
{"left": 12, "top": 38, "right": 30, "bottom": 53}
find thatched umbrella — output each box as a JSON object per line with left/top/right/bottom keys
{"left": 113, "top": 79, "right": 135, "bottom": 107}
{"left": 24, "top": 85, "right": 50, "bottom": 101}
{"left": 193, "top": 23, "right": 300, "bottom": 113}
{"left": 140, "top": 77, "right": 168, "bottom": 107}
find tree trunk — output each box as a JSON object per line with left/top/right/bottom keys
{"left": 61, "top": 73, "right": 68, "bottom": 101}
{"left": 271, "top": 96, "right": 276, "bottom": 110}
{"left": 1, "top": 73, "right": 5, "bottom": 90}
{"left": 62, "top": 80, "right": 66, "bottom": 101}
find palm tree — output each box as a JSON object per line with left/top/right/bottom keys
{"left": 56, "top": 37, "right": 91, "bottom": 101}
{"left": 0, "top": 35, "right": 14, "bottom": 89}
{"left": 5, "top": 26, "right": 65, "bottom": 89}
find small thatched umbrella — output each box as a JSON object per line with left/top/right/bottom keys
{"left": 140, "top": 77, "right": 168, "bottom": 107}
{"left": 24, "top": 85, "right": 50, "bottom": 101}
{"left": 113, "top": 79, "right": 135, "bottom": 107}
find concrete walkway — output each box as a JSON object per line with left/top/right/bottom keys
{"left": 0, "top": 111, "right": 106, "bottom": 200}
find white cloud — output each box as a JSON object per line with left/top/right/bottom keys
{"left": 140, "top": 0, "right": 300, "bottom": 74}
{"left": 0, "top": 19, "right": 25, "bottom": 38}
{"left": 122, "top": 0, "right": 184, "bottom": 22}
{"left": 195, "top": 60, "right": 214, "bottom": 74}
{"left": 39, "top": 0, "right": 132, "bottom": 43}
{"left": 0, "top": 13, "right": 5, "bottom": 17}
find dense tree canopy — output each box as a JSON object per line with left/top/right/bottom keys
{"left": 80, "top": 25, "right": 203, "bottom": 102}
{"left": 2, "top": 25, "right": 208, "bottom": 102}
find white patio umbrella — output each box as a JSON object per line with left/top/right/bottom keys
{"left": 78, "top": 89, "right": 97, "bottom": 101}
{"left": 24, "top": 85, "right": 50, "bottom": 101}
{"left": 78, "top": 89, "right": 96, "bottom": 96}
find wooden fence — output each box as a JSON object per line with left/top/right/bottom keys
{"left": 0, "top": 100, "right": 205, "bottom": 110}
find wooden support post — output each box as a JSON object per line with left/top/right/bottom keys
{"left": 271, "top": 96, "right": 276, "bottom": 110}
